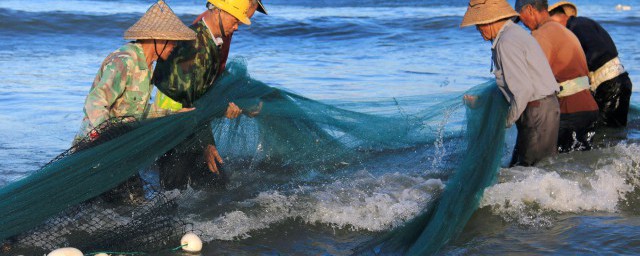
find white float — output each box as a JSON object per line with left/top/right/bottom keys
{"left": 47, "top": 247, "right": 83, "bottom": 256}
{"left": 180, "top": 232, "right": 203, "bottom": 252}
{"left": 616, "top": 4, "right": 632, "bottom": 11}
{"left": 95, "top": 253, "right": 110, "bottom": 256}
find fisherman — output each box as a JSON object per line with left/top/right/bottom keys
{"left": 74, "top": 0, "right": 196, "bottom": 200}
{"left": 191, "top": 0, "right": 267, "bottom": 72}
{"left": 515, "top": 0, "right": 599, "bottom": 153}
{"left": 549, "top": 1, "right": 633, "bottom": 128}
{"left": 461, "top": 0, "right": 560, "bottom": 166}
{"left": 76, "top": 0, "right": 195, "bottom": 143}
{"left": 152, "top": 0, "right": 266, "bottom": 190}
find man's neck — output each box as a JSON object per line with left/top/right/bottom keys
{"left": 140, "top": 41, "right": 159, "bottom": 69}
{"left": 533, "top": 11, "right": 552, "bottom": 30}
{"left": 550, "top": 14, "right": 569, "bottom": 27}
{"left": 203, "top": 10, "right": 223, "bottom": 38}
{"left": 488, "top": 19, "right": 508, "bottom": 41}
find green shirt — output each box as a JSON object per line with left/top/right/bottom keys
{"left": 79, "top": 42, "right": 153, "bottom": 137}
{"left": 153, "top": 20, "right": 222, "bottom": 108}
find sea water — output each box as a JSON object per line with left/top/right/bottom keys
{"left": 0, "top": 0, "right": 639, "bottom": 254}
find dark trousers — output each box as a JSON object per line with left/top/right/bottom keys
{"left": 157, "top": 150, "right": 214, "bottom": 190}
{"left": 593, "top": 72, "right": 633, "bottom": 128}
{"left": 511, "top": 95, "right": 560, "bottom": 167}
{"left": 558, "top": 111, "right": 599, "bottom": 153}
{"left": 157, "top": 125, "right": 225, "bottom": 190}
{"left": 100, "top": 175, "right": 146, "bottom": 204}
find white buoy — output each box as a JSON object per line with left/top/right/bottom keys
{"left": 180, "top": 232, "right": 203, "bottom": 252}
{"left": 95, "top": 253, "right": 110, "bottom": 256}
{"left": 616, "top": 4, "right": 632, "bottom": 11}
{"left": 47, "top": 247, "right": 83, "bottom": 256}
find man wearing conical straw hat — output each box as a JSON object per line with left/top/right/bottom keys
{"left": 515, "top": 0, "right": 599, "bottom": 153}
{"left": 76, "top": 0, "right": 195, "bottom": 144}
{"left": 151, "top": 0, "right": 266, "bottom": 189}
{"left": 461, "top": 0, "right": 560, "bottom": 167}
{"left": 549, "top": 1, "right": 633, "bottom": 128}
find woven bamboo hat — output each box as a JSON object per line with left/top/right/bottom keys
{"left": 124, "top": 0, "right": 196, "bottom": 40}
{"left": 549, "top": 1, "right": 578, "bottom": 17}
{"left": 461, "top": 0, "right": 519, "bottom": 27}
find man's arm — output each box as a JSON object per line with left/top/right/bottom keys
{"left": 497, "top": 39, "right": 537, "bottom": 127}
{"left": 83, "top": 58, "right": 128, "bottom": 129}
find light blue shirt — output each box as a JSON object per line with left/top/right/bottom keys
{"left": 491, "top": 20, "right": 558, "bottom": 127}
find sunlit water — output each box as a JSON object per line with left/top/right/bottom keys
{"left": 1, "top": 0, "right": 639, "bottom": 254}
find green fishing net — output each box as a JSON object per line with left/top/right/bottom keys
{"left": 0, "top": 59, "right": 510, "bottom": 255}
{"left": 356, "top": 84, "right": 509, "bottom": 255}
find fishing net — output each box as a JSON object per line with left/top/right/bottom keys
{"left": 0, "top": 59, "right": 510, "bottom": 255}
{"left": 356, "top": 84, "right": 509, "bottom": 255}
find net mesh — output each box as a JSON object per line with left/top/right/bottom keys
{"left": 356, "top": 84, "right": 509, "bottom": 255}
{"left": 0, "top": 59, "right": 510, "bottom": 254}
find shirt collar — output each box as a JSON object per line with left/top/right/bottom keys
{"left": 492, "top": 19, "right": 513, "bottom": 49}
{"left": 202, "top": 17, "right": 224, "bottom": 47}
{"left": 566, "top": 15, "right": 575, "bottom": 26}
{"left": 131, "top": 42, "right": 148, "bottom": 70}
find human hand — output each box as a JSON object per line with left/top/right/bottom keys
{"left": 177, "top": 107, "right": 195, "bottom": 113}
{"left": 204, "top": 144, "right": 224, "bottom": 174}
{"left": 225, "top": 102, "right": 242, "bottom": 119}
{"left": 244, "top": 101, "right": 263, "bottom": 118}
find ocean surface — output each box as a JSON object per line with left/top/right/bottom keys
{"left": 1, "top": 0, "right": 639, "bottom": 255}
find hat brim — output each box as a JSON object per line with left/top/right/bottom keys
{"left": 125, "top": 1, "right": 196, "bottom": 41}
{"left": 460, "top": 0, "right": 520, "bottom": 27}
{"left": 548, "top": 1, "right": 578, "bottom": 17}
{"left": 256, "top": 0, "right": 267, "bottom": 14}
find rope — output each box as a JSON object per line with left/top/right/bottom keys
{"left": 86, "top": 244, "right": 188, "bottom": 255}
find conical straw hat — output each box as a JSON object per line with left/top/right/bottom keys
{"left": 549, "top": 1, "right": 578, "bottom": 17}
{"left": 125, "top": 0, "right": 196, "bottom": 40}
{"left": 461, "top": 0, "right": 519, "bottom": 27}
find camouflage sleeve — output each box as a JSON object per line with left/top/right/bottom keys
{"left": 144, "top": 102, "right": 172, "bottom": 119}
{"left": 153, "top": 40, "right": 197, "bottom": 107}
{"left": 83, "top": 57, "right": 129, "bottom": 128}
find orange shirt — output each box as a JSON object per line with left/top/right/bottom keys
{"left": 532, "top": 20, "right": 598, "bottom": 114}
{"left": 532, "top": 20, "right": 589, "bottom": 83}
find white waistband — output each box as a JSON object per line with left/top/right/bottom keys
{"left": 589, "top": 57, "right": 625, "bottom": 91}
{"left": 557, "top": 76, "right": 590, "bottom": 98}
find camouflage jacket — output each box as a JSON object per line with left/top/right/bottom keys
{"left": 153, "top": 20, "right": 222, "bottom": 108}
{"left": 79, "top": 43, "right": 152, "bottom": 137}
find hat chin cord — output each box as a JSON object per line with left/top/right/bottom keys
{"left": 207, "top": 7, "right": 227, "bottom": 38}
{"left": 217, "top": 10, "right": 226, "bottom": 38}
{"left": 153, "top": 39, "right": 169, "bottom": 59}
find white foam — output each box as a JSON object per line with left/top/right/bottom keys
{"left": 480, "top": 143, "right": 640, "bottom": 226}
{"left": 196, "top": 191, "right": 297, "bottom": 241}
{"left": 192, "top": 171, "right": 444, "bottom": 241}
{"left": 304, "top": 176, "right": 443, "bottom": 231}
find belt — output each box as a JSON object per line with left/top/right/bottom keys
{"left": 557, "top": 76, "right": 590, "bottom": 98}
{"left": 527, "top": 100, "right": 540, "bottom": 108}
{"left": 589, "top": 57, "right": 625, "bottom": 91}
